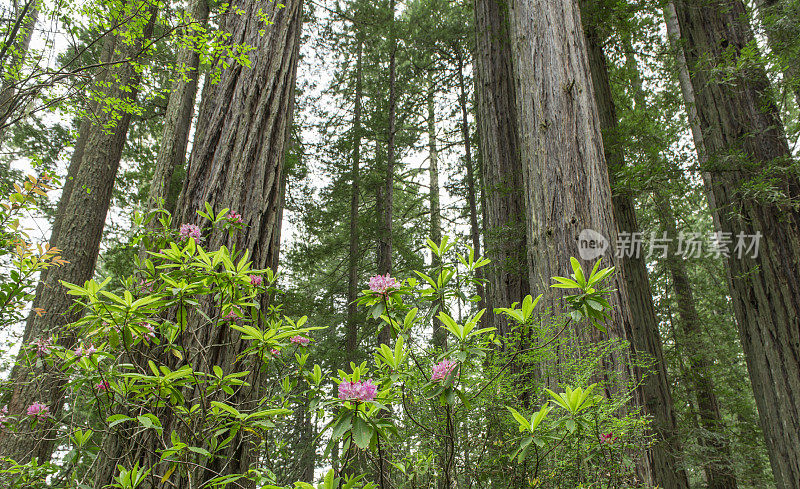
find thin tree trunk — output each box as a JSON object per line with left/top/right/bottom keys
{"left": 377, "top": 0, "right": 397, "bottom": 348}
{"left": 663, "top": 2, "right": 721, "bottom": 232}
{"left": 670, "top": 2, "right": 800, "bottom": 488}
{"left": 93, "top": 0, "right": 303, "bottom": 486}
{"left": 653, "top": 190, "right": 739, "bottom": 489}
{"left": 472, "top": 0, "right": 529, "bottom": 338}
{"left": 582, "top": 11, "right": 689, "bottom": 488}
{"left": 146, "top": 0, "right": 209, "bottom": 214}
{"left": 427, "top": 74, "right": 446, "bottom": 350}
{"left": 346, "top": 38, "right": 364, "bottom": 359}
{"left": 456, "top": 50, "right": 486, "bottom": 321}
{"left": 0, "top": 3, "right": 157, "bottom": 465}
{"left": 0, "top": 1, "right": 38, "bottom": 140}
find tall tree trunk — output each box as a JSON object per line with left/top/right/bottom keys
{"left": 507, "top": 0, "right": 649, "bottom": 481}
{"left": 472, "top": 0, "right": 529, "bottom": 338}
{"left": 653, "top": 190, "right": 739, "bottom": 489}
{"left": 0, "top": 7, "right": 156, "bottom": 463}
{"left": 0, "top": 3, "right": 157, "bottom": 465}
{"left": 19, "top": 30, "right": 120, "bottom": 347}
{"left": 507, "top": 0, "right": 634, "bottom": 348}
{"left": 346, "top": 38, "right": 364, "bottom": 359}
{"left": 456, "top": 50, "right": 486, "bottom": 321}
{"left": 146, "top": 0, "right": 209, "bottom": 214}
{"left": 0, "top": 0, "right": 38, "bottom": 139}
{"left": 427, "top": 74, "right": 446, "bottom": 350}
{"left": 670, "top": 2, "right": 800, "bottom": 487}
{"left": 663, "top": 2, "right": 721, "bottom": 231}
{"left": 582, "top": 11, "right": 689, "bottom": 488}
{"left": 377, "top": 0, "right": 397, "bottom": 349}
{"left": 93, "top": 0, "right": 303, "bottom": 486}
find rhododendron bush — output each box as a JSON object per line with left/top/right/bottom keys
{"left": 0, "top": 205, "right": 650, "bottom": 488}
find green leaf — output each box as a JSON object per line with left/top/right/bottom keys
{"left": 506, "top": 406, "right": 531, "bottom": 432}
{"left": 352, "top": 416, "right": 372, "bottom": 449}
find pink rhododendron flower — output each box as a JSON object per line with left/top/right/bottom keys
{"left": 431, "top": 359, "right": 458, "bottom": 382}
{"left": 27, "top": 402, "right": 49, "bottom": 419}
{"left": 179, "top": 223, "right": 201, "bottom": 240}
{"left": 250, "top": 274, "right": 263, "bottom": 286}
{"left": 34, "top": 336, "right": 51, "bottom": 357}
{"left": 139, "top": 322, "right": 156, "bottom": 339}
{"left": 223, "top": 309, "right": 240, "bottom": 322}
{"left": 599, "top": 433, "right": 617, "bottom": 444}
{"left": 138, "top": 278, "right": 155, "bottom": 293}
{"left": 338, "top": 379, "right": 378, "bottom": 402}
{"left": 0, "top": 405, "right": 8, "bottom": 424}
{"left": 369, "top": 274, "right": 397, "bottom": 295}
{"left": 96, "top": 380, "right": 110, "bottom": 391}
{"left": 290, "top": 336, "right": 310, "bottom": 345}
{"left": 74, "top": 344, "right": 96, "bottom": 358}
{"left": 228, "top": 212, "right": 243, "bottom": 224}
{"left": 270, "top": 348, "right": 280, "bottom": 355}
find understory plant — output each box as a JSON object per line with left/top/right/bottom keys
{"left": 1, "top": 207, "right": 650, "bottom": 488}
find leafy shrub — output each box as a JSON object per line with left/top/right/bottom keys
{"left": 0, "top": 209, "right": 650, "bottom": 488}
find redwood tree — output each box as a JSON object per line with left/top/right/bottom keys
{"left": 0, "top": 2, "right": 157, "bottom": 464}
{"left": 473, "top": 0, "right": 529, "bottom": 338}
{"left": 507, "top": 0, "right": 649, "bottom": 481}
{"left": 670, "top": 1, "right": 800, "bottom": 487}
{"left": 93, "top": 0, "right": 304, "bottom": 485}
{"left": 582, "top": 8, "right": 690, "bottom": 486}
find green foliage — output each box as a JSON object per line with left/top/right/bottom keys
{"left": 0, "top": 174, "right": 65, "bottom": 330}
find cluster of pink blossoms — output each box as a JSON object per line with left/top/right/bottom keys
{"left": 290, "top": 336, "right": 310, "bottom": 346}
{"left": 369, "top": 274, "right": 397, "bottom": 295}
{"left": 74, "top": 344, "right": 96, "bottom": 358}
{"left": 228, "top": 212, "right": 243, "bottom": 224}
{"left": 96, "top": 380, "right": 110, "bottom": 391}
{"left": 599, "top": 433, "right": 618, "bottom": 444}
{"left": 338, "top": 379, "right": 378, "bottom": 402}
{"left": 179, "top": 223, "right": 202, "bottom": 240}
{"left": 0, "top": 405, "right": 8, "bottom": 424}
{"left": 138, "top": 278, "right": 155, "bottom": 293}
{"left": 431, "top": 359, "right": 458, "bottom": 382}
{"left": 27, "top": 402, "right": 49, "bottom": 419}
{"left": 34, "top": 336, "right": 51, "bottom": 357}
{"left": 270, "top": 348, "right": 280, "bottom": 355}
{"left": 249, "top": 274, "right": 263, "bottom": 286}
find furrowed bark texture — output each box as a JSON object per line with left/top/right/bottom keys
{"left": 93, "top": 1, "right": 303, "bottom": 486}
{"left": 20, "top": 30, "right": 120, "bottom": 346}
{"left": 663, "top": 2, "right": 721, "bottom": 231}
{"left": 146, "top": 0, "right": 210, "bottom": 213}
{"left": 0, "top": 4, "right": 157, "bottom": 465}
{"left": 473, "top": 0, "right": 529, "bottom": 338}
{"left": 175, "top": 0, "right": 302, "bottom": 483}
{"left": 507, "top": 0, "right": 634, "bottom": 347}
{"left": 654, "top": 190, "right": 739, "bottom": 489}
{"left": 671, "top": 1, "right": 800, "bottom": 487}
{"left": 507, "top": 0, "right": 648, "bottom": 481}
{"left": 583, "top": 13, "right": 689, "bottom": 488}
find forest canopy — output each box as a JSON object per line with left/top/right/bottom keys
{"left": 0, "top": 0, "right": 798, "bottom": 488}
